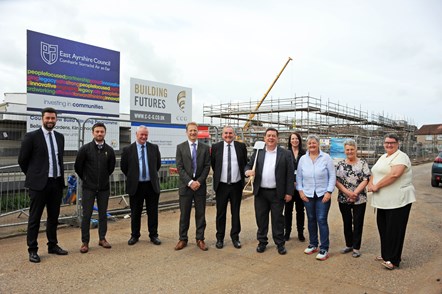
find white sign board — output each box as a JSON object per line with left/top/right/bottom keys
{"left": 130, "top": 78, "right": 192, "bottom": 124}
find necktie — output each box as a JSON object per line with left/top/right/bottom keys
{"left": 48, "top": 132, "right": 58, "bottom": 178}
{"left": 192, "top": 143, "right": 197, "bottom": 176}
{"left": 97, "top": 144, "right": 103, "bottom": 150}
{"left": 141, "top": 145, "right": 147, "bottom": 179}
{"left": 227, "top": 144, "right": 232, "bottom": 184}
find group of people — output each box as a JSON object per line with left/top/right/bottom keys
{"left": 295, "top": 133, "right": 415, "bottom": 269}
{"left": 18, "top": 107, "right": 416, "bottom": 271}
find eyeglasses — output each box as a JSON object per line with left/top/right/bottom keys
{"left": 384, "top": 141, "right": 398, "bottom": 145}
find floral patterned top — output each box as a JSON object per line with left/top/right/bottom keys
{"left": 336, "top": 158, "right": 371, "bottom": 205}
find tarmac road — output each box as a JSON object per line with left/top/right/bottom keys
{"left": 0, "top": 162, "right": 441, "bottom": 293}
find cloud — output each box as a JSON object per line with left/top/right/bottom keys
{"left": 0, "top": 0, "right": 441, "bottom": 127}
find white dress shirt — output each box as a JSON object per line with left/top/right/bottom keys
{"left": 261, "top": 147, "right": 277, "bottom": 188}
{"left": 221, "top": 141, "right": 241, "bottom": 184}
{"left": 42, "top": 127, "right": 60, "bottom": 178}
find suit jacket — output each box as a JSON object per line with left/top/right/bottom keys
{"left": 245, "top": 146, "right": 294, "bottom": 200}
{"left": 211, "top": 140, "right": 248, "bottom": 192}
{"left": 121, "top": 141, "right": 161, "bottom": 195}
{"left": 176, "top": 141, "right": 211, "bottom": 195}
{"left": 18, "top": 128, "right": 65, "bottom": 191}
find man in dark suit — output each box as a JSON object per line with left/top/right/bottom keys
{"left": 18, "top": 107, "right": 68, "bottom": 263}
{"left": 121, "top": 125, "right": 162, "bottom": 246}
{"left": 174, "top": 122, "right": 211, "bottom": 251}
{"left": 211, "top": 126, "right": 247, "bottom": 249}
{"left": 245, "top": 128, "right": 294, "bottom": 255}
{"left": 75, "top": 122, "right": 116, "bottom": 253}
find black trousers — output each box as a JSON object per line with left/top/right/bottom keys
{"left": 254, "top": 188, "right": 285, "bottom": 246}
{"left": 178, "top": 189, "right": 206, "bottom": 241}
{"left": 284, "top": 189, "right": 305, "bottom": 235}
{"left": 129, "top": 181, "right": 159, "bottom": 239}
{"left": 215, "top": 182, "right": 242, "bottom": 241}
{"left": 81, "top": 189, "right": 110, "bottom": 243}
{"left": 377, "top": 203, "right": 412, "bottom": 267}
{"left": 27, "top": 178, "right": 63, "bottom": 253}
{"left": 338, "top": 202, "right": 366, "bottom": 250}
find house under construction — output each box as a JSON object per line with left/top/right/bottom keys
{"left": 203, "top": 95, "right": 417, "bottom": 165}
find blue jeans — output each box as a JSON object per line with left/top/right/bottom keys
{"left": 304, "top": 194, "right": 331, "bottom": 251}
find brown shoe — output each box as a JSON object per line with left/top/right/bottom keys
{"left": 98, "top": 239, "right": 112, "bottom": 249}
{"left": 197, "top": 240, "right": 208, "bottom": 251}
{"left": 80, "top": 243, "right": 89, "bottom": 254}
{"left": 175, "top": 240, "right": 188, "bottom": 250}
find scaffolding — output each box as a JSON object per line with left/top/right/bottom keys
{"left": 203, "top": 96, "right": 417, "bottom": 165}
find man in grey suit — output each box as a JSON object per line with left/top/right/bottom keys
{"left": 211, "top": 126, "right": 247, "bottom": 249}
{"left": 121, "top": 125, "right": 162, "bottom": 246}
{"left": 245, "top": 128, "right": 294, "bottom": 255}
{"left": 174, "top": 122, "right": 211, "bottom": 251}
{"left": 18, "top": 107, "right": 68, "bottom": 263}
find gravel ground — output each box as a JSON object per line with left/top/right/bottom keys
{"left": 0, "top": 163, "right": 441, "bottom": 293}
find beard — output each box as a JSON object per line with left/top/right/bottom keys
{"left": 94, "top": 136, "right": 104, "bottom": 143}
{"left": 43, "top": 122, "right": 55, "bottom": 131}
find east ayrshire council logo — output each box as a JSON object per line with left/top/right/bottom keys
{"left": 40, "top": 42, "right": 58, "bottom": 65}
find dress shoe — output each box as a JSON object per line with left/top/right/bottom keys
{"left": 256, "top": 243, "right": 267, "bottom": 253}
{"left": 128, "top": 237, "right": 139, "bottom": 245}
{"left": 277, "top": 245, "right": 287, "bottom": 255}
{"left": 150, "top": 237, "right": 161, "bottom": 245}
{"left": 175, "top": 240, "right": 188, "bottom": 250}
{"left": 197, "top": 240, "right": 208, "bottom": 251}
{"left": 216, "top": 240, "right": 224, "bottom": 249}
{"left": 99, "top": 239, "right": 112, "bottom": 249}
{"left": 298, "top": 232, "right": 305, "bottom": 242}
{"left": 80, "top": 243, "right": 89, "bottom": 254}
{"left": 48, "top": 245, "right": 68, "bottom": 255}
{"left": 232, "top": 240, "right": 242, "bottom": 249}
{"left": 29, "top": 252, "right": 40, "bottom": 263}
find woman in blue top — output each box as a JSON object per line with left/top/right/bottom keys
{"left": 297, "top": 134, "right": 336, "bottom": 261}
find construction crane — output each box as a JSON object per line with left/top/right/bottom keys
{"left": 242, "top": 57, "right": 293, "bottom": 132}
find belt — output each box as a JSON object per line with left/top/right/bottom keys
{"left": 260, "top": 187, "right": 276, "bottom": 191}
{"left": 221, "top": 181, "right": 240, "bottom": 186}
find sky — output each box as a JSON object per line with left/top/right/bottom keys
{"left": 0, "top": 0, "right": 441, "bottom": 128}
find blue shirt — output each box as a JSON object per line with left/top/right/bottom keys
{"left": 296, "top": 150, "right": 336, "bottom": 198}
{"left": 136, "top": 142, "right": 150, "bottom": 181}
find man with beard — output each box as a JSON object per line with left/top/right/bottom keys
{"left": 75, "top": 122, "right": 116, "bottom": 253}
{"left": 18, "top": 107, "right": 68, "bottom": 263}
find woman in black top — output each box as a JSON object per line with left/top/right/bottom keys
{"left": 284, "top": 132, "right": 306, "bottom": 241}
